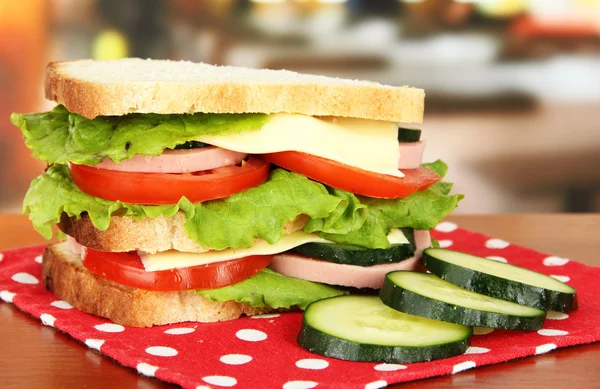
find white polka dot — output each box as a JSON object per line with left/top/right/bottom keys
{"left": 435, "top": 221, "right": 458, "bottom": 233}
{"left": 538, "top": 329, "right": 568, "bottom": 336}
{"left": 202, "top": 375, "right": 237, "bottom": 387}
{"left": 11, "top": 272, "right": 39, "bottom": 285}
{"left": 365, "top": 380, "right": 387, "bottom": 389}
{"left": 0, "top": 253, "right": 3, "bottom": 262}
{"left": 438, "top": 240, "right": 453, "bottom": 248}
{"left": 473, "top": 327, "right": 494, "bottom": 335}
{"left": 546, "top": 311, "right": 569, "bottom": 320}
{"left": 137, "top": 362, "right": 158, "bottom": 377}
{"left": 485, "top": 238, "right": 510, "bottom": 249}
{"left": 34, "top": 255, "right": 43, "bottom": 264}
{"left": 535, "top": 343, "right": 557, "bottom": 355}
{"left": 551, "top": 275, "right": 570, "bottom": 283}
{"left": 94, "top": 323, "right": 125, "bottom": 333}
{"left": 164, "top": 327, "right": 195, "bottom": 335}
{"left": 220, "top": 354, "right": 252, "bottom": 365}
{"left": 51, "top": 300, "right": 73, "bottom": 309}
{"left": 374, "top": 363, "right": 407, "bottom": 371}
{"left": 85, "top": 339, "right": 105, "bottom": 351}
{"left": 283, "top": 381, "right": 318, "bottom": 389}
{"left": 0, "top": 290, "right": 16, "bottom": 303}
{"left": 250, "top": 313, "right": 281, "bottom": 319}
{"left": 40, "top": 313, "right": 56, "bottom": 327}
{"left": 465, "top": 347, "right": 490, "bottom": 354}
{"left": 486, "top": 256, "right": 508, "bottom": 263}
{"left": 452, "top": 361, "right": 476, "bottom": 374}
{"left": 296, "top": 358, "right": 329, "bottom": 370}
{"left": 145, "top": 346, "right": 178, "bottom": 357}
{"left": 543, "top": 256, "right": 569, "bottom": 266}
{"left": 195, "top": 387, "right": 212, "bottom": 389}
{"left": 236, "top": 329, "right": 267, "bottom": 342}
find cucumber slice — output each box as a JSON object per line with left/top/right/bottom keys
{"left": 173, "top": 140, "right": 209, "bottom": 149}
{"left": 298, "top": 295, "right": 471, "bottom": 363}
{"left": 423, "top": 248, "right": 577, "bottom": 313}
{"left": 293, "top": 229, "right": 416, "bottom": 266}
{"left": 397, "top": 127, "right": 421, "bottom": 142}
{"left": 380, "top": 271, "right": 546, "bottom": 330}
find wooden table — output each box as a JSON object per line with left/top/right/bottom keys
{"left": 1, "top": 213, "right": 599, "bottom": 389}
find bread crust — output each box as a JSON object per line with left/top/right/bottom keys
{"left": 42, "top": 241, "right": 273, "bottom": 327}
{"left": 45, "top": 59, "right": 425, "bottom": 123}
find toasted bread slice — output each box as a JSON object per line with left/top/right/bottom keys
{"left": 45, "top": 58, "right": 424, "bottom": 123}
{"left": 58, "top": 213, "right": 308, "bottom": 254}
{"left": 42, "top": 241, "right": 273, "bottom": 327}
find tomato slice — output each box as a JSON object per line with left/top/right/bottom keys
{"left": 69, "top": 156, "right": 270, "bottom": 205}
{"left": 82, "top": 248, "right": 272, "bottom": 291}
{"left": 262, "top": 151, "right": 439, "bottom": 199}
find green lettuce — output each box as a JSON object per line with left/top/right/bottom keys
{"left": 305, "top": 160, "right": 463, "bottom": 248}
{"left": 302, "top": 186, "right": 368, "bottom": 235}
{"left": 10, "top": 105, "right": 269, "bottom": 165}
{"left": 197, "top": 269, "right": 346, "bottom": 309}
{"left": 183, "top": 169, "right": 341, "bottom": 250}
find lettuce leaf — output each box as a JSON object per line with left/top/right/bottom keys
{"left": 183, "top": 169, "right": 341, "bottom": 250}
{"left": 422, "top": 159, "right": 448, "bottom": 177}
{"left": 197, "top": 269, "right": 347, "bottom": 309}
{"left": 10, "top": 105, "right": 269, "bottom": 165}
{"left": 306, "top": 160, "right": 463, "bottom": 248}
{"left": 303, "top": 186, "right": 368, "bottom": 235}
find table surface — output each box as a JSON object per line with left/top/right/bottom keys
{"left": 1, "top": 213, "right": 599, "bottom": 389}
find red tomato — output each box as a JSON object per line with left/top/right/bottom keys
{"left": 82, "top": 248, "right": 272, "bottom": 291}
{"left": 262, "top": 151, "right": 440, "bottom": 198}
{"left": 68, "top": 156, "right": 269, "bottom": 205}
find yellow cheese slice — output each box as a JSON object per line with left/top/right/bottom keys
{"left": 140, "top": 229, "right": 410, "bottom": 272}
{"left": 197, "top": 113, "right": 403, "bottom": 178}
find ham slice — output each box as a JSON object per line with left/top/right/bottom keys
{"left": 398, "top": 141, "right": 426, "bottom": 170}
{"left": 269, "top": 230, "right": 432, "bottom": 289}
{"left": 92, "top": 139, "right": 423, "bottom": 174}
{"left": 94, "top": 147, "right": 247, "bottom": 173}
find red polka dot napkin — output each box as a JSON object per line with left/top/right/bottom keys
{"left": 2, "top": 223, "right": 600, "bottom": 389}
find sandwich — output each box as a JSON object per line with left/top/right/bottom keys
{"left": 11, "top": 58, "right": 462, "bottom": 327}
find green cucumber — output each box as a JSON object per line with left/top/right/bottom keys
{"left": 423, "top": 248, "right": 577, "bottom": 312}
{"left": 298, "top": 295, "right": 471, "bottom": 363}
{"left": 173, "top": 140, "right": 209, "bottom": 149}
{"left": 293, "top": 229, "right": 416, "bottom": 266}
{"left": 397, "top": 127, "right": 421, "bottom": 142}
{"left": 380, "top": 271, "right": 546, "bottom": 331}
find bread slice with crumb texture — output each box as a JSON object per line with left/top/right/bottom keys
{"left": 58, "top": 213, "right": 210, "bottom": 254}
{"left": 45, "top": 58, "right": 424, "bottom": 123}
{"left": 42, "top": 241, "right": 274, "bottom": 327}
{"left": 58, "top": 213, "right": 309, "bottom": 254}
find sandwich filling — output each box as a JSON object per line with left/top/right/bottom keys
{"left": 12, "top": 106, "right": 462, "bottom": 310}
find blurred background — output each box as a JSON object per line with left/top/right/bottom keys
{"left": 1, "top": 0, "right": 600, "bottom": 214}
